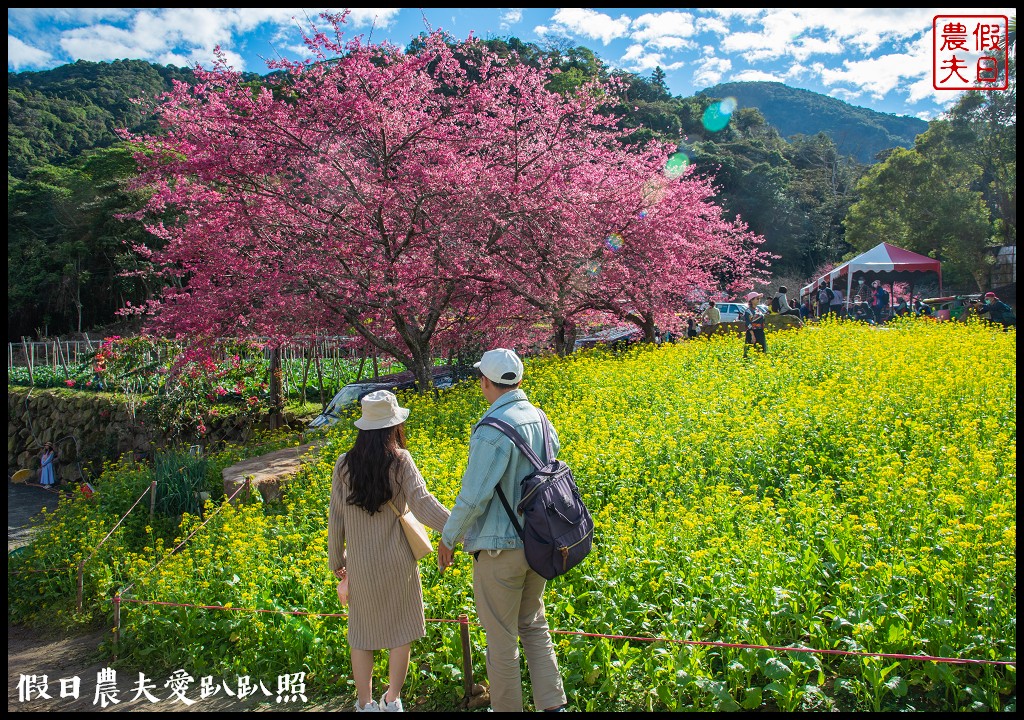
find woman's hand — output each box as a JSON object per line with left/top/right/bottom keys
{"left": 337, "top": 577, "right": 350, "bottom": 606}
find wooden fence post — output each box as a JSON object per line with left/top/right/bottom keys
{"left": 112, "top": 594, "right": 121, "bottom": 661}
{"left": 76, "top": 559, "right": 86, "bottom": 613}
{"left": 21, "top": 338, "right": 34, "bottom": 386}
{"left": 458, "top": 613, "right": 490, "bottom": 709}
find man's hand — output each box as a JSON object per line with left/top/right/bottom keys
{"left": 437, "top": 540, "right": 454, "bottom": 574}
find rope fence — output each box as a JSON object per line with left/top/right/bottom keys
{"left": 108, "top": 595, "right": 1014, "bottom": 669}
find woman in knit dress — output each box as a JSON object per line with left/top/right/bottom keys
{"left": 328, "top": 390, "right": 450, "bottom": 713}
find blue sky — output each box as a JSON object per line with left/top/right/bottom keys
{"left": 8, "top": 8, "right": 1016, "bottom": 121}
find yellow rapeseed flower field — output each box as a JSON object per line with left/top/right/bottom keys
{"left": 8, "top": 317, "right": 1015, "bottom": 711}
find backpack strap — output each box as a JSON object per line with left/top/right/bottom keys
{"left": 473, "top": 409, "right": 555, "bottom": 542}
{"left": 475, "top": 417, "right": 546, "bottom": 469}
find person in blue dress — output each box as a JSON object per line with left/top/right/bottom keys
{"left": 39, "top": 442, "right": 57, "bottom": 487}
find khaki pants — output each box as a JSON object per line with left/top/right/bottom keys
{"left": 472, "top": 548, "right": 566, "bottom": 712}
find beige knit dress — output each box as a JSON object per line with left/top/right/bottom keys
{"left": 328, "top": 449, "right": 450, "bottom": 650}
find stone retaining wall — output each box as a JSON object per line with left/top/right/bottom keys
{"left": 8, "top": 388, "right": 305, "bottom": 483}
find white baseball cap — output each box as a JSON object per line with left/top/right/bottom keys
{"left": 474, "top": 348, "right": 524, "bottom": 385}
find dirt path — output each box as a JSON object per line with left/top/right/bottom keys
{"left": 7, "top": 478, "right": 352, "bottom": 712}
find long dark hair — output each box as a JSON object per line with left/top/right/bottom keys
{"left": 345, "top": 423, "right": 407, "bottom": 514}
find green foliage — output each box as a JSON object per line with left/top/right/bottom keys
{"left": 9, "top": 59, "right": 213, "bottom": 179}
{"left": 153, "top": 449, "right": 210, "bottom": 518}
{"left": 7, "top": 143, "right": 158, "bottom": 339}
{"left": 845, "top": 126, "right": 994, "bottom": 290}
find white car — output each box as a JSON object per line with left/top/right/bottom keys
{"left": 307, "top": 367, "right": 458, "bottom": 429}
{"left": 702, "top": 302, "right": 746, "bottom": 323}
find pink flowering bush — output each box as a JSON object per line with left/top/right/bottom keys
{"left": 140, "top": 339, "right": 271, "bottom": 438}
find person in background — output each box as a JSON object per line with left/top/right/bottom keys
{"left": 39, "top": 442, "right": 57, "bottom": 487}
{"left": 738, "top": 291, "right": 768, "bottom": 357}
{"left": 870, "top": 280, "right": 890, "bottom": 324}
{"left": 817, "top": 285, "right": 834, "bottom": 317}
{"left": 830, "top": 286, "right": 845, "bottom": 318}
{"left": 686, "top": 317, "right": 699, "bottom": 339}
{"left": 972, "top": 291, "right": 1016, "bottom": 329}
{"left": 328, "top": 390, "right": 451, "bottom": 713}
{"left": 799, "top": 297, "right": 813, "bottom": 321}
{"left": 852, "top": 296, "right": 872, "bottom": 322}
{"left": 701, "top": 301, "right": 721, "bottom": 335}
{"left": 772, "top": 285, "right": 803, "bottom": 325}
{"left": 893, "top": 296, "right": 910, "bottom": 316}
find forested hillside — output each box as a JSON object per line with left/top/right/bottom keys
{"left": 7, "top": 59, "right": 205, "bottom": 179}
{"left": 699, "top": 81, "right": 929, "bottom": 164}
{"left": 14, "top": 43, "right": 999, "bottom": 344}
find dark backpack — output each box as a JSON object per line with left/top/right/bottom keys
{"left": 770, "top": 295, "right": 781, "bottom": 313}
{"left": 475, "top": 411, "right": 594, "bottom": 580}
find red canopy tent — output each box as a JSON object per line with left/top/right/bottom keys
{"left": 800, "top": 242, "right": 942, "bottom": 306}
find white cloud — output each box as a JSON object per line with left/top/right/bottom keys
{"left": 539, "top": 8, "right": 632, "bottom": 45}
{"left": 828, "top": 87, "right": 864, "bottom": 103}
{"left": 731, "top": 69, "right": 786, "bottom": 83}
{"left": 500, "top": 9, "right": 523, "bottom": 26}
{"left": 619, "top": 45, "right": 686, "bottom": 74}
{"left": 343, "top": 9, "right": 403, "bottom": 29}
{"left": 17, "top": 8, "right": 404, "bottom": 72}
{"left": 692, "top": 56, "right": 732, "bottom": 89}
{"left": 7, "top": 35, "right": 54, "bottom": 70}
{"left": 631, "top": 11, "right": 697, "bottom": 43}
{"left": 694, "top": 16, "right": 729, "bottom": 36}
{"left": 708, "top": 8, "right": 934, "bottom": 63}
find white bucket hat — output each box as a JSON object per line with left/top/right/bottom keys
{"left": 474, "top": 348, "right": 524, "bottom": 385}
{"left": 354, "top": 390, "right": 410, "bottom": 430}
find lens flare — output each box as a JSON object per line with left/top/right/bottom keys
{"left": 585, "top": 260, "right": 601, "bottom": 277}
{"left": 702, "top": 97, "right": 737, "bottom": 133}
{"left": 605, "top": 233, "right": 623, "bottom": 251}
{"left": 664, "top": 152, "right": 689, "bottom": 178}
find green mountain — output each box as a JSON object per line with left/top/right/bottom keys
{"left": 699, "top": 81, "right": 929, "bottom": 164}
{"left": 8, "top": 59, "right": 267, "bottom": 180}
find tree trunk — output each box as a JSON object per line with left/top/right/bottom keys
{"left": 408, "top": 343, "right": 435, "bottom": 395}
{"left": 551, "top": 316, "right": 577, "bottom": 356}
{"left": 268, "top": 347, "right": 284, "bottom": 430}
{"left": 640, "top": 314, "right": 658, "bottom": 343}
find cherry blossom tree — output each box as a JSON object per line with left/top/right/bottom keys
{"left": 585, "top": 167, "right": 773, "bottom": 341}
{"left": 123, "top": 12, "right": 771, "bottom": 387}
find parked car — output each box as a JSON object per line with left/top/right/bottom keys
{"left": 308, "top": 366, "right": 461, "bottom": 428}
{"left": 573, "top": 326, "right": 643, "bottom": 351}
{"left": 700, "top": 302, "right": 746, "bottom": 323}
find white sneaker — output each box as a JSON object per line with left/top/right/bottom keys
{"left": 379, "top": 694, "right": 403, "bottom": 712}
{"left": 355, "top": 699, "right": 381, "bottom": 712}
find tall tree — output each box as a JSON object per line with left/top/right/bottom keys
{"left": 8, "top": 144, "right": 152, "bottom": 338}
{"left": 125, "top": 13, "right": 764, "bottom": 387}
{"left": 844, "top": 124, "right": 992, "bottom": 289}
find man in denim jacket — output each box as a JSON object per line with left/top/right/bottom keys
{"left": 438, "top": 348, "right": 568, "bottom": 712}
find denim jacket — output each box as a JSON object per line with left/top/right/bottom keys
{"left": 440, "top": 389, "right": 560, "bottom": 553}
